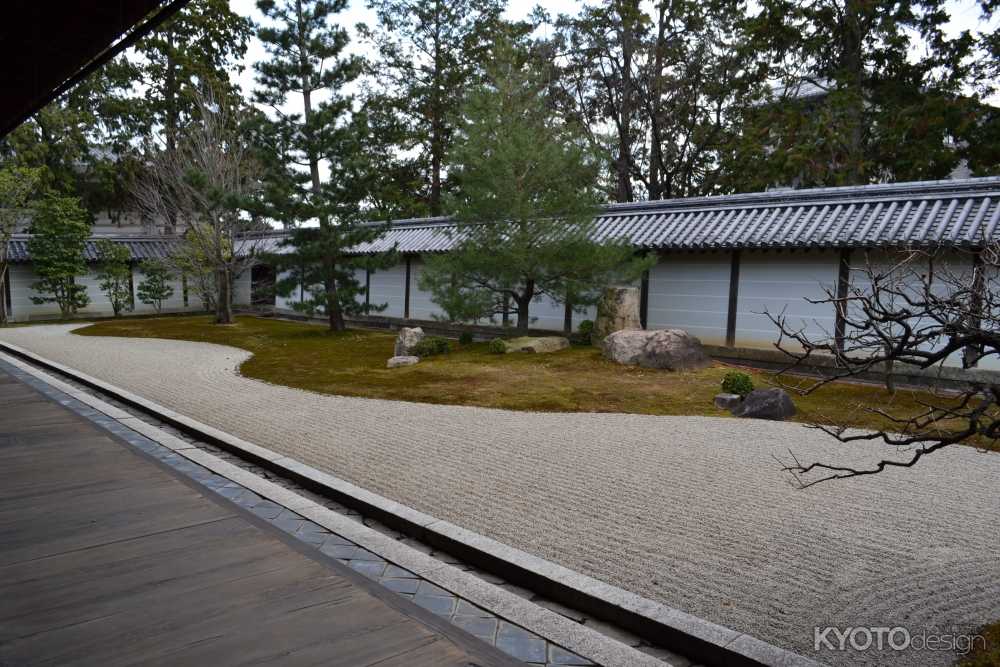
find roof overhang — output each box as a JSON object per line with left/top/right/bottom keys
{"left": 0, "top": 0, "right": 191, "bottom": 138}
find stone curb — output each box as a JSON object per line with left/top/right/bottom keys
{"left": 0, "top": 339, "right": 823, "bottom": 667}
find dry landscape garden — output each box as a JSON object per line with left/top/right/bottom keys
{"left": 75, "top": 314, "right": 976, "bottom": 439}
{"left": 3, "top": 0, "right": 1000, "bottom": 665}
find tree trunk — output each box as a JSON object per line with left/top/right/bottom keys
{"left": 296, "top": 0, "right": 340, "bottom": 332}
{"left": 515, "top": 280, "right": 535, "bottom": 332}
{"left": 164, "top": 29, "right": 179, "bottom": 235}
{"left": 429, "top": 0, "right": 443, "bottom": 216}
{"left": 614, "top": 0, "right": 638, "bottom": 203}
{"left": 0, "top": 264, "right": 7, "bottom": 326}
{"left": 324, "top": 258, "right": 346, "bottom": 331}
{"left": 216, "top": 268, "right": 233, "bottom": 324}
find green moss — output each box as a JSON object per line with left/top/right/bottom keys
{"left": 71, "top": 315, "right": 997, "bottom": 442}
{"left": 958, "top": 621, "right": 1000, "bottom": 667}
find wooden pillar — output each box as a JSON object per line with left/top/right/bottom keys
{"left": 364, "top": 268, "right": 371, "bottom": 311}
{"left": 965, "top": 249, "right": 984, "bottom": 368}
{"left": 639, "top": 269, "right": 650, "bottom": 329}
{"left": 403, "top": 256, "right": 411, "bottom": 320}
{"left": 0, "top": 265, "right": 9, "bottom": 323}
{"left": 725, "top": 250, "right": 740, "bottom": 347}
{"left": 833, "top": 248, "right": 852, "bottom": 354}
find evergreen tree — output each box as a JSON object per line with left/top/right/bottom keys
{"left": 254, "top": 0, "right": 394, "bottom": 331}
{"left": 419, "top": 44, "right": 651, "bottom": 332}
{"left": 94, "top": 239, "right": 134, "bottom": 317}
{"left": 357, "top": 0, "right": 509, "bottom": 215}
{"left": 0, "top": 167, "right": 42, "bottom": 325}
{"left": 28, "top": 194, "right": 91, "bottom": 318}
{"left": 727, "top": 0, "right": 999, "bottom": 188}
{"left": 137, "top": 260, "right": 175, "bottom": 314}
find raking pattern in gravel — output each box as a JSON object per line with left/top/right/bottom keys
{"left": 2, "top": 324, "right": 998, "bottom": 666}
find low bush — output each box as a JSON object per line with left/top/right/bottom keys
{"left": 411, "top": 336, "right": 451, "bottom": 357}
{"left": 577, "top": 319, "right": 594, "bottom": 337}
{"left": 488, "top": 338, "right": 507, "bottom": 354}
{"left": 459, "top": 331, "right": 474, "bottom": 345}
{"left": 721, "top": 371, "right": 754, "bottom": 397}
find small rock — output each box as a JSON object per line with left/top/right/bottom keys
{"left": 731, "top": 388, "right": 796, "bottom": 420}
{"left": 602, "top": 328, "right": 710, "bottom": 371}
{"left": 386, "top": 355, "right": 419, "bottom": 368}
{"left": 714, "top": 393, "right": 742, "bottom": 410}
{"left": 503, "top": 336, "right": 570, "bottom": 354}
{"left": 394, "top": 327, "right": 425, "bottom": 356}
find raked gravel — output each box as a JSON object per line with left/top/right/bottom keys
{"left": 3, "top": 323, "right": 998, "bottom": 666}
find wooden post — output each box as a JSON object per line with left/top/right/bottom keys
{"left": 834, "top": 248, "right": 852, "bottom": 354}
{"left": 365, "top": 268, "right": 371, "bottom": 311}
{"left": 563, "top": 299, "right": 573, "bottom": 333}
{"left": 403, "top": 256, "right": 411, "bottom": 319}
{"left": 725, "top": 250, "right": 740, "bottom": 347}
{"left": 965, "top": 249, "right": 984, "bottom": 368}
{"left": 639, "top": 269, "right": 650, "bottom": 329}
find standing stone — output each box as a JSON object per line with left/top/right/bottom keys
{"left": 602, "top": 329, "right": 711, "bottom": 371}
{"left": 593, "top": 286, "right": 642, "bottom": 344}
{"left": 731, "top": 388, "right": 796, "bottom": 420}
{"left": 394, "top": 327, "right": 425, "bottom": 356}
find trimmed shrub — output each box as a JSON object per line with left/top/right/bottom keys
{"left": 488, "top": 338, "right": 507, "bottom": 354}
{"left": 721, "top": 371, "right": 754, "bottom": 397}
{"left": 459, "top": 331, "right": 474, "bottom": 345}
{"left": 411, "top": 336, "right": 451, "bottom": 357}
{"left": 577, "top": 319, "right": 594, "bottom": 337}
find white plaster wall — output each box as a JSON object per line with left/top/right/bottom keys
{"left": 734, "top": 250, "right": 840, "bottom": 349}
{"left": 849, "top": 250, "right": 985, "bottom": 370}
{"left": 408, "top": 257, "right": 447, "bottom": 321}
{"left": 646, "top": 253, "right": 730, "bottom": 346}
{"left": 233, "top": 270, "right": 252, "bottom": 306}
{"left": 7, "top": 263, "right": 62, "bottom": 321}
{"left": 528, "top": 294, "right": 568, "bottom": 332}
{"left": 368, "top": 262, "right": 406, "bottom": 318}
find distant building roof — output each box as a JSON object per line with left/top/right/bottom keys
{"left": 8, "top": 177, "right": 1000, "bottom": 261}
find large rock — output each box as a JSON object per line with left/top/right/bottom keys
{"left": 386, "top": 355, "right": 419, "bottom": 368}
{"left": 593, "top": 286, "right": 642, "bottom": 343}
{"left": 731, "top": 388, "right": 796, "bottom": 420}
{"left": 602, "top": 329, "right": 711, "bottom": 371}
{"left": 394, "top": 327, "right": 425, "bottom": 356}
{"left": 504, "top": 336, "right": 570, "bottom": 354}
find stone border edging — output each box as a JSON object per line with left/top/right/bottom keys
{"left": 0, "top": 338, "right": 822, "bottom": 667}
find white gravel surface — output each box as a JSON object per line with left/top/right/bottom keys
{"left": 3, "top": 323, "right": 999, "bottom": 666}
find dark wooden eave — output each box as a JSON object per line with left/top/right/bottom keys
{"left": 0, "top": 0, "right": 190, "bottom": 138}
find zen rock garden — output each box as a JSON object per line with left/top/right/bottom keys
{"left": 382, "top": 286, "right": 797, "bottom": 421}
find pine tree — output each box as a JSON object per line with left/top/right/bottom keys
{"left": 357, "top": 0, "right": 509, "bottom": 215}
{"left": 419, "top": 43, "right": 652, "bottom": 332}
{"left": 94, "top": 239, "right": 134, "bottom": 317}
{"left": 28, "top": 194, "right": 91, "bottom": 318}
{"left": 0, "top": 167, "right": 41, "bottom": 325}
{"left": 254, "top": 0, "right": 394, "bottom": 331}
{"left": 728, "top": 0, "right": 999, "bottom": 188}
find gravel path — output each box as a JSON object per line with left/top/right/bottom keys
{"left": 3, "top": 323, "right": 998, "bottom": 666}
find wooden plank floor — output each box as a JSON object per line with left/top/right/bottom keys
{"left": 0, "top": 370, "right": 517, "bottom": 667}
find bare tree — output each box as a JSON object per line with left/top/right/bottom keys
{"left": 768, "top": 246, "right": 1000, "bottom": 487}
{"left": 133, "top": 90, "right": 267, "bottom": 324}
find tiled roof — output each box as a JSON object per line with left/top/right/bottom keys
{"left": 350, "top": 177, "right": 1000, "bottom": 254}
{"left": 8, "top": 177, "right": 1000, "bottom": 261}
{"left": 6, "top": 235, "right": 183, "bottom": 263}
